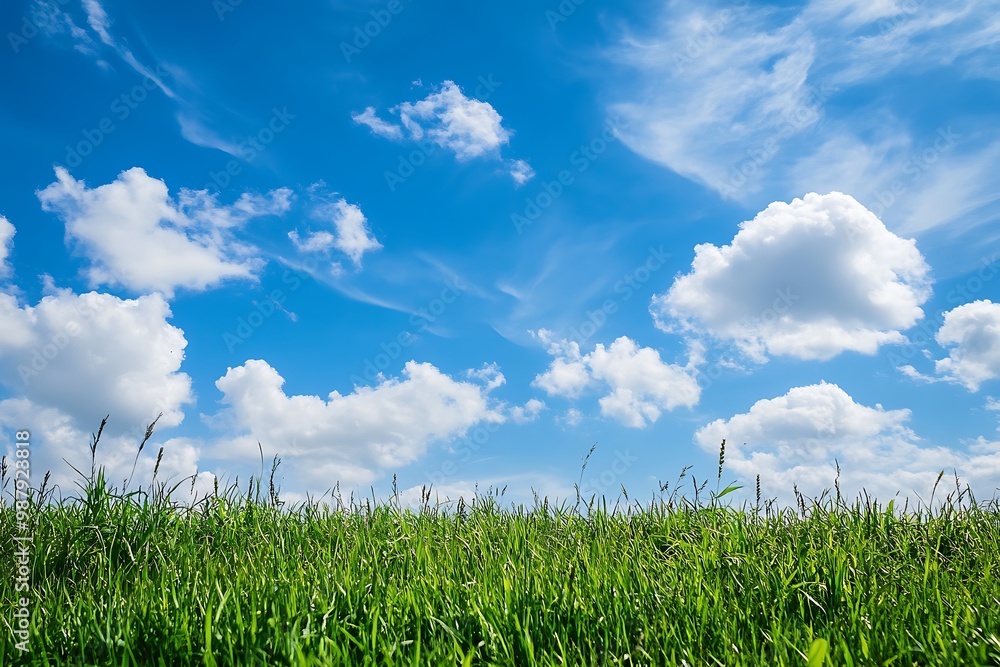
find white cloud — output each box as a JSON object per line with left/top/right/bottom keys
{"left": 509, "top": 398, "right": 545, "bottom": 424}
{"left": 0, "top": 216, "right": 14, "bottom": 278}
{"left": 607, "top": 0, "right": 1000, "bottom": 227}
{"left": 80, "top": 0, "right": 173, "bottom": 97}
{"left": 351, "top": 107, "right": 404, "bottom": 140}
{"left": 289, "top": 199, "right": 382, "bottom": 267}
{"left": 897, "top": 363, "right": 941, "bottom": 385}
{"left": 37, "top": 167, "right": 288, "bottom": 297}
{"left": 533, "top": 331, "right": 700, "bottom": 427}
{"left": 653, "top": 192, "right": 931, "bottom": 361}
{"left": 803, "top": 1, "right": 1000, "bottom": 83}
{"left": 804, "top": 0, "right": 904, "bottom": 27}
{"left": 695, "top": 382, "right": 1000, "bottom": 505}
{"left": 395, "top": 481, "right": 479, "bottom": 509}
{"left": 208, "top": 359, "right": 507, "bottom": 488}
{"left": 561, "top": 408, "right": 584, "bottom": 427}
{"left": 288, "top": 230, "right": 336, "bottom": 254}
{"left": 396, "top": 472, "right": 577, "bottom": 511}
{"left": 0, "top": 398, "right": 210, "bottom": 500}
{"left": 532, "top": 332, "right": 592, "bottom": 398}
{"left": 81, "top": 0, "right": 112, "bottom": 45}
{"left": 179, "top": 187, "right": 293, "bottom": 229}
{"left": 27, "top": 0, "right": 99, "bottom": 57}
{"left": 466, "top": 363, "right": 506, "bottom": 392}
{"left": 610, "top": 2, "right": 820, "bottom": 196}
{"left": 396, "top": 81, "right": 510, "bottom": 158}
{"left": 0, "top": 290, "right": 193, "bottom": 432}
{"left": 785, "top": 127, "right": 1000, "bottom": 236}
{"left": 0, "top": 287, "right": 206, "bottom": 495}
{"left": 588, "top": 337, "right": 701, "bottom": 428}
{"left": 326, "top": 200, "right": 382, "bottom": 265}
{"left": 933, "top": 300, "right": 1000, "bottom": 391}
{"left": 508, "top": 159, "right": 536, "bottom": 186}
{"left": 176, "top": 114, "right": 244, "bottom": 157}
{"left": 353, "top": 80, "right": 521, "bottom": 163}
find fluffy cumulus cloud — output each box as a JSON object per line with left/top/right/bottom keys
{"left": 208, "top": 360, "right": 507, "bottom": 488}
{"left": 0, "top": 215, "right": 14, "bottom": 278}
{"left": 532, "top": 335, "right": 592, "bottom": 398}
{"left": 533, "top": 331, "right": 700, "bottom": 428}
{"left": 0, "top": 289, "right": 200, "bottom": 493}
{"left": 37, "top": 167, "right": 291, "bottom": 297}
{"left": 288, "top": 199, "right": 381, "bottom": 266}
{"left": 509, "top": 398, "right": 546, "bottom": 424}
{"left": 0, "top": 290, "right": 193, "bottom": 430}
{"left": 0, "top": 398, "right": 211, "bottom": 500}
{"left": 560, "top": 408, "right": 584, "bottom": 427}
{"left": 355, "top": 80, "right": 509, "bottom": 158}
{"left": 607, "top": 0, "right": 1000, "bottom": 231}
{"left": 695, "top": 382, "right": 1000, "bottom": 505}
{"left": 653, "top": 192, "right": 931, "bottom": 361}
{"left": 353, "top": 80, "right": 530, "bottom": 181}
{"left": 933, "top": 300, "right": 1000, "bottom": 391}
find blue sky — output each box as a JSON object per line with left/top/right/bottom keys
{"left": 2, "top": 0, "right": 1000, "bottom": 508}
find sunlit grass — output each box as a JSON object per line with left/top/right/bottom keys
{"left": 2, "top": 422, "right": 999, "bottom": 665}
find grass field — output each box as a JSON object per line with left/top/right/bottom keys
{"left": 2, "top": 427, "right": 1000, "bottom": 666}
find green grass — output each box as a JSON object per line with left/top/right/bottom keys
{"left": 2, "top": 425, "right": 999, "bottom": 666}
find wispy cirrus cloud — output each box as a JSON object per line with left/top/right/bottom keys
{"left": 607, "top": 0, "right": 1000, "bottom": 232}
{"left": 207, "top": 359, "right": 508, "bottom": 488}
{"left": 79, "top": 0, "right": 174, "bottom": 97}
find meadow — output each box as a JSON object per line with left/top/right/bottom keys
{"left": 1, "top": 424, "right": 999, "bottom": 666}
